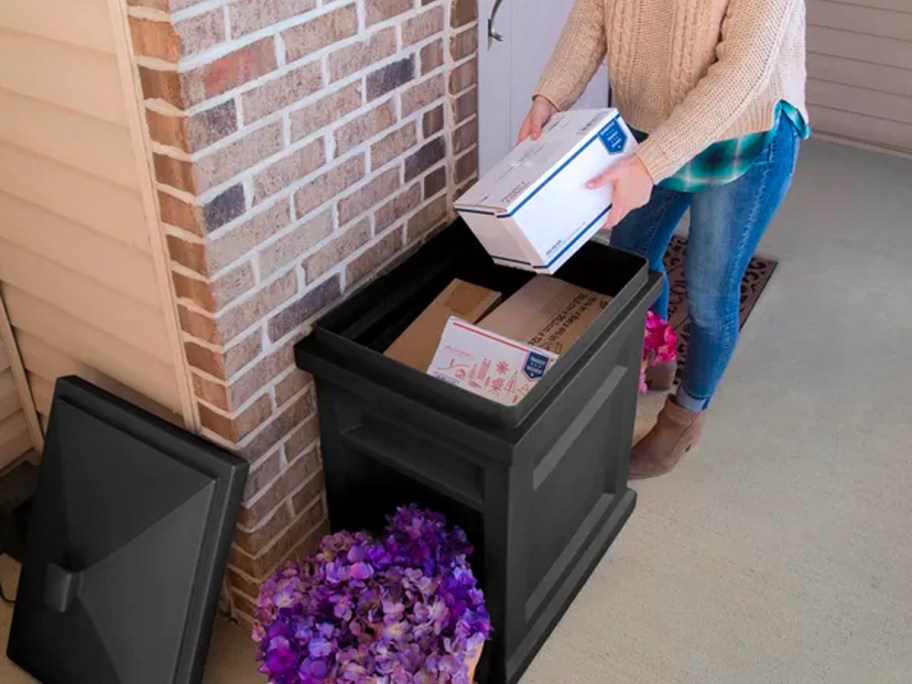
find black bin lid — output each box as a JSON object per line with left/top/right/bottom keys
{"left": 7, "top": 377, "right": 248, "bottom": 684}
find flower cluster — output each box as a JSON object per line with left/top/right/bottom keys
{"left": 252, "top": 506, "right": 491, "bottom": 684}
{"left": 639, "top": 311, "right": 678, "bottom": 392}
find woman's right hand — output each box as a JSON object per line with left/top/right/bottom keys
{"left": 518, "top": 96, "right": 559, "bottom": 143}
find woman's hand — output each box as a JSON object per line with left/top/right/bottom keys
{"left": 587, "top": 155, "right": 655, "bottom": 229}
{"left": 518, "top": 96, "right": 559, "bottom": 143}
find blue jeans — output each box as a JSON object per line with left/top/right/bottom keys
{"left": 610, "top": 119, "right": 800, "bottom": 412}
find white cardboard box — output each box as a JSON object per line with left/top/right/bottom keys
{"left": 456, "top": 108, "right": 636, "bottom": 274}
{"left": 427, "top": 317, "right": 558, "bottom": 406}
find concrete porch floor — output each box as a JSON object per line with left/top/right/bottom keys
{"left": 1, "top": 139, "right": 910, "bottom": 683}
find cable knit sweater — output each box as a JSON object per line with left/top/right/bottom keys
{"left": 536, "top": 0, "right": 808, "bottom": 183}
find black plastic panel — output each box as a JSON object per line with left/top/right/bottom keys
{"left": 7, "top": 377, "right": 248, "bottom": 684}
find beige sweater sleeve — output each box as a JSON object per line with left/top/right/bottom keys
{"left": 636, "top": 0, "right": 801, "bottom": 181}
{"left": 534, "top": 0, "right": 607, "bottom": 111}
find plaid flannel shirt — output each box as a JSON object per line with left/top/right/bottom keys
{"left": 635, "top": 102, "right": 810, "bottom": 193}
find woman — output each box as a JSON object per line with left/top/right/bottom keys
{"left": 520, "top": 0, "right": 809, "bottom": 479}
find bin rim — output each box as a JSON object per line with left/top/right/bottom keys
{"left": 296, "top": 269, "right": 662, "bottom": 431}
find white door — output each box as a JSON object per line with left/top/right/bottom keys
{"left": 477, "top": 0, "right": 611, "bottom": 175}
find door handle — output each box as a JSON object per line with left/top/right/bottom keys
{"left": 488, "top": 0, "right": 505, "bottom": 43}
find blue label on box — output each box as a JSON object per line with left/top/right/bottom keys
{"left": 598, "top": 119, "right": 627, "bottom": 154}
{"left": 523, "top": 352, "right": 550, "bottom": 380}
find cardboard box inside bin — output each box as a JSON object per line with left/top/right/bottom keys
{"left": 455, "top": 108, "right": 637, "bottom": 274}
{"left": 386, "top": 276, "right": 612, "bottom": 406}
{"left": 384, "top": 279, "right": 501, "bottom": 372}
{"left": 480, "top": 275, "right": 612, "bottom": 355}
{"left": 428, "top": 318, "right": 559, "bottom": 407}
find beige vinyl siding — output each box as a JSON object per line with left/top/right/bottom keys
{"left": 835, "top": 0, "right": 912, "bottom": 11}
{"left": 0, "top": 1, "right": 191, "bottom": 431}
{"left": 0, "top": 344, "right": 31, "bottom": 469}
{"left": 0, "top": 0, "right": 115, "bottom": 54}
{"left": 806, "top": 0, "right": 912, "bottom": 154}
{"left": 0, "top": 25, "right": 125, "bottom": 125}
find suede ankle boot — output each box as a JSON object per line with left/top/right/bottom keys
{"left": 630, "top": 396, "right": 705, "bottom": 479}
{"left": 644, "top": 359, "right": 677, "bottom": 391}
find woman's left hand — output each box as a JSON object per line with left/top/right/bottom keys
{"left": 587, "top": 155, "right": 655, "bottom": 230}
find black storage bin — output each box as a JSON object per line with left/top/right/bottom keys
{"left": 295, "top": 221, "right": 661, "bottom": 684}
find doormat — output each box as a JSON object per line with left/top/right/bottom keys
{"left": 663, "top": 234, "right": 778, "bottom": 384}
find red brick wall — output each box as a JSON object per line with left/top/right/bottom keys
{"left": 125, "top": 0, "right": 479, "bottom": 624}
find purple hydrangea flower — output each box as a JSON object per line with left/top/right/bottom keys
{"left": 251, "top": 506, "right": 491, "bottom": 683}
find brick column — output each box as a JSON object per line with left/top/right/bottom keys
{"left": 125, "top": 0, "right": 479, "bottom": 624}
